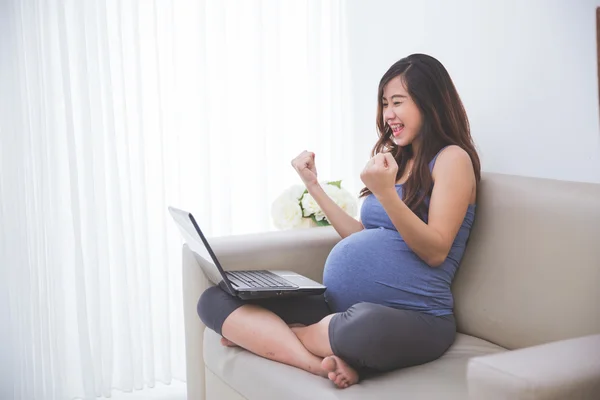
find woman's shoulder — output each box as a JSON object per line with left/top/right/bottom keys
{"left": 430, "top": 144, "right": 477, "bottom": 204}
{"left": 435, "top": 144, "right": 469, "bottom": 160}
{"left": 431, "top": 145, "right": 473, "bottom": 175}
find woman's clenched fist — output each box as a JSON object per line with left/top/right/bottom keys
{"left": 291, "top": 150, "right": 318, "bottom": 188}
{"left": 360, "top": 152, "right": 398, "bottom": 197}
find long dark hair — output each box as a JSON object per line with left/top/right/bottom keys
{"left": 359, "top": 54, "right": 481, "bottom": 218}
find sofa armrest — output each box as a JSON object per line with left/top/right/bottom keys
{"left": 208, "top": 225, "right": 341, "bottom": 283}
{"left": 467, "top": 334, "right": 600, "bottom": 400}
{"left": 182, "top": 243, "right": 212, "bottom": 400}
{"left": 181, "top": 226, "right": 341, "bottom": 400}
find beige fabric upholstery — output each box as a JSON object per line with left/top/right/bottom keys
{"left": 467, "top": 334, "right": 600, "bottom": 400}
{"left": 180, "top": 172, "right": 600, "bottom": 399}
{"left": 453, "top": 173, "right": 600, "bottom": 349}
{"left": 205, "top": 369, "right": 247, "bottom": 400}
{"left": 204, "top": 328, "right": 506, "bottom": 400}
{"left": 182, "top": 242, "right": 211, "bottom": 400}
{"left": 208, "top": 224, "right": 341, "bottom": 283}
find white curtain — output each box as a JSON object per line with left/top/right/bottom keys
{"left": 0, "top": 0, "right": 353, "bottom": 399}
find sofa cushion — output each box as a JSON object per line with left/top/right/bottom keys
{"left": 203, "top": 328, "right": 506, "bottom": 400}
{"left": 452, "top": 173, "right": 600, "bottom": 350}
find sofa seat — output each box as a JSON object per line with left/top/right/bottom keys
{"left": 203, "top": 328, "right": 506, "bottom": 400}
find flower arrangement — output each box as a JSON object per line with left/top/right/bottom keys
{"left": 271, "top": 181, "right": 358, "bottom": 230}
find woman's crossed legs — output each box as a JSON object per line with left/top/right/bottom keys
{"left": 197, "top": 286, "right": 455, "bottom": 389}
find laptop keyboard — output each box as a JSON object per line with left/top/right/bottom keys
{"left": 227, "top": 270, "right": 297, "bottom": 288}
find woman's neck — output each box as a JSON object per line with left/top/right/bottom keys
{"left": 410, "top": 139, "right": 421, "bottom": 155}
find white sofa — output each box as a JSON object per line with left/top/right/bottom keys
{"left": 181, "top": 172, "right": 600, "bottom": 399}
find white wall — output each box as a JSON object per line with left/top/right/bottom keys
{"left": 345, "top": 0, "right": 600, "bottom": 183}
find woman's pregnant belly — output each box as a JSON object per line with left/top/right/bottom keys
{"left": 322, "top": 227, "right": 453, "bottom": 314}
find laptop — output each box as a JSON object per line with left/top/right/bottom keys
{"left": 168, "top": 206, "right": 326, "bottom": 300}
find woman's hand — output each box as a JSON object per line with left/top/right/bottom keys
{"left": 291, "top": 150, "right": 364, "bottom": 238}
{"left": 291, "top": 150, "right": 318, "bottom": 188}
{"left": 360, "top": 153, "right": 398, "bottom": 198}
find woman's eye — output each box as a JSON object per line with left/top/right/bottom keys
{"left": 393, "top": 102, "right": 403, "bottom": 106}
{"left": 382, "top": 103, "right": 388, "bottom": 108}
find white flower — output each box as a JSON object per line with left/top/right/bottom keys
{"left": 301, "top": 193, "right": 326, "bottom": 221}
{"left": 271, "top": 181, "right": 358, "bottom": 230}
{"left": 322, "top": 184, "right": 358, "bottom": 220}
{"left": 271, "top": 185, "right": 304, "bottom": 229}
{"left": 287, "top": 184, "right": 307, "bottom": 201}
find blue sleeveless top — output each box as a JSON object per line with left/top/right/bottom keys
{"left": 322, "top": 148, "right": 476, "bottom": 316}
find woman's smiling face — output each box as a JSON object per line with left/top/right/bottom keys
{"left": 381, "top": 75, "right": 423, "bottom": 148}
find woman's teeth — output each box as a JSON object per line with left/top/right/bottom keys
{"left": 390, "top": 124, "right": 404, "bottom": 135}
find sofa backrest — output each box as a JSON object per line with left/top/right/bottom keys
{"left": 452, "top": 172, "right": 600, "bottom": 350}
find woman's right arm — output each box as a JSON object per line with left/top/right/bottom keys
{"left": 305, "top": 182, "right": 364, "bottom": 238}
{"left": 291, "top": 150, "right": 364, "bottom": 238}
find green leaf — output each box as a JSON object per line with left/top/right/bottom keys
{"left": 315, "top": 219, "right": 330, "bottom": 226}
{"left": 298, "top": 190, "right": 310, "bottom": 216}
{"left": 311, "top": 215, "right": 331, "bottom": 226}
{"left": 327, "top": 180, "right": 342, "bottom": 189}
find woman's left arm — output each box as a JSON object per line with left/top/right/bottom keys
{"left": 362, "top": 146, "right": 475, "bottom": 267}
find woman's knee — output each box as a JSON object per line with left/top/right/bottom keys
{"left": 329, "top": 303, "right": 392, "bottom": 369}
{"left": 330, "top": 302, "right": 451, "bottom": 372}
{"left": 197, "top": 286, "right": 242, "bottom": 335}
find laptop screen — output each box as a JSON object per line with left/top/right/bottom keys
{"left": 168, "top": 206, "right": 228, "bottom": 288}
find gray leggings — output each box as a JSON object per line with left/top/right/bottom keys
{"left": 198, "top": 286, "right": 456, "bottom": 374}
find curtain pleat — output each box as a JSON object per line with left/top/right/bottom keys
{"left": 0, "top": 1, "right": 354, "bottom": 398}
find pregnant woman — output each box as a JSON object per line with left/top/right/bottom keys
{"left": 198, "top": 53, "right": 481, "bottom": 389}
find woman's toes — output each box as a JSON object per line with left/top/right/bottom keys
{"left": 322, "top": 356, "right": 336, "bottom": 372}
{"left": 322, "top": 355, "right": 359, "bottom": 388}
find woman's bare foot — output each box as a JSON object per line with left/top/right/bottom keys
{"left": 220, "top": 337, "right": 239, "bottom": 347}
{"left": 322, "top": 355, "right": 359, "bottom": 389}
